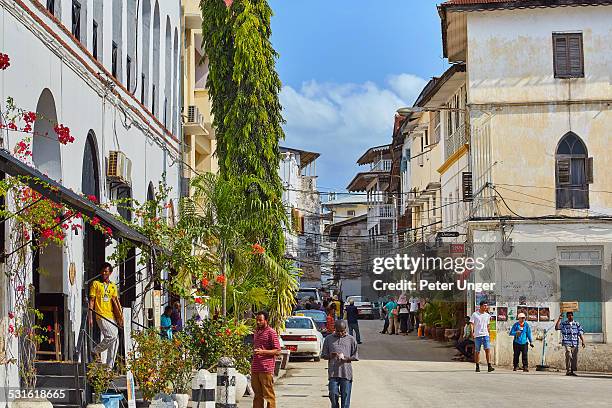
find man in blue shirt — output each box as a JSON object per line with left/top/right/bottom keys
{"left": 160, "top": 306, "right": 174, "bottom": 340}
{"left": 383, "top": 297, "right": 398, "bottom": 335}
{"left": 344, "top": 300, "right": 362, "bottom": 344}
{"left": 555, "top": 311, "right": 586, "bottom": 376}
{"left": 509, "top": 312, "right": 534, "bottom": 372}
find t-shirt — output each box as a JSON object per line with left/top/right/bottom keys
{"left": 384, "top": 301, "right": 397, "bottom": 317}
{"left": 471, "top": 311, "right": 491, "bottom": 338}
{"left": 345, "top": 305, "right": 359, "bottom": 324}
{"left": 160, "top": 315, "right": 173, "bottom": 339}
{"left": 409, "top": 298, "right": 419, "bottom": 312}
{"left": 321, "top": 333, "right": 359, "bottom": 380}
{"left": 252, "top": 325, "right": 281, "bottom": 374}
{"left": 89, "top": 280, "right": 118, "bottom": 321}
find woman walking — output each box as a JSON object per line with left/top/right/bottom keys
{"left": 398, "top": 293, "right": 410, "bottom": 334}
{"left": 509, "top": 312, "right": 534, "bottom": 371}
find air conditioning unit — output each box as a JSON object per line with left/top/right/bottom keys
{"left": 107, "top": 150, "right": 132, "bottom": 186}
{"left": 187, "top": 105, "right": 204, "bottom": 126}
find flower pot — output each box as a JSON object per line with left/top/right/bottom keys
{"left": 101, "top": 393, "right": 124, "bottom": 408}
{"left": 172, "top": 394, "right": 189, "bottom": 408}
{"left": 235, "top": 372, "right": 248, "bottom": 402}
{"left": 9, "top": 398, "right": 53, "bottom": 408}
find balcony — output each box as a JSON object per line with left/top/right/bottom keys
{"left": 445, "top": 123, "right": 467, "bottom": 160}
{"left": 368, "top": 203, "right": 395, "bottom": 219}
{"left": 370, "top": 159, "right": 392, "bottom": 172}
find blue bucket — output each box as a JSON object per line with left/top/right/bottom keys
{"left": 101, "top": 393, "right": 124, "bottom": 408}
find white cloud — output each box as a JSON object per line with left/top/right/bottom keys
{"left": 280, "top": 73, "right": 426, "bottom": 190}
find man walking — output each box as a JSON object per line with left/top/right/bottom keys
{"left": 251, "top": 311, "right": 281, "bottom": 408}
{"left": 88, "top": 262, "right": 121, "bottom": 368}
{"left": 322, "top": 320, "right": 359, "bottom": 408}
{"left": 344, "top": 300, "right": 362, "bottom": 344}
{"left": 408, "top": 296, "right": 419, "bottom": 333}
{"left": 384, "top": 296, "right": 398, "bottom": 335}
{"left": 555, "top": 311, "right": 585, "bottom": 376}
{"left": 471, "top": 301, "right": 494, "bottom": 372}
{"left": 509, "top": 312, "right": 534, "bottom": 371}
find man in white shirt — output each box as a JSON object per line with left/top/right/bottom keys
{"left": 470, "top": 300, "right": 494, "bottom": 372}
{"left": 408, "top": 297, "right": 419, "bottom": 333}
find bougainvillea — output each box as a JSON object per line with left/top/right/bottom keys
{"left": 0, "top": 53, "right": 9, "bottom": 70}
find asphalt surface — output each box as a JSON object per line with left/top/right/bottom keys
{"left": 241, "top": 319, "right": 612, "bottom": 407}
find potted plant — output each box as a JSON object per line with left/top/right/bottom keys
{"left": 166, "top": 333, "right": 196, "bottom": 408}
{"left": 128, "top": 329, "right": 173, "bottom": 407}
{"left": 86, "top": 362, "right": 116, "bottom": 407}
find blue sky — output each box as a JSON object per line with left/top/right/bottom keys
{"left": 269, "top": 0, "right": 448, "bottom": 192}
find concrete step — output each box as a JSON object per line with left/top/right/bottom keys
{"left": 35, "top": 361, "right": 85, "bottom": 376}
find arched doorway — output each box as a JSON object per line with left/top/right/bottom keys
{"left": 117, "top": 186, "right": 136, "bottom": 308}
{"left": 82, "top": 132, "right": 105, "bottom": 285}
{"left": 32, "top": 89, "right": 65, "bottom": 359}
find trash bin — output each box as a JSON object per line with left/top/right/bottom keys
{"left": 101, "top": 393, "right": 124, "bottom": 408}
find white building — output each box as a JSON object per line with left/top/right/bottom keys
{"left": 0, "top": 0, "right": 182, "bottom": 397}
{"left": 279, "top": 147, "right": 322, "bottom": 288}
{"left": 439, "top": 0, "right": 612, "bottom": 371}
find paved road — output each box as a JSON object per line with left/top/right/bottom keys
{"left": 241, "top": 319, "right": 612, "bottom": 407}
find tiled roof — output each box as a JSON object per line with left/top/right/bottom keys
{"left": 443, "top": 0, "right": 511, "bottom": 3}
{"left": 442, "top": 0, "right": 612, "bottom": 5}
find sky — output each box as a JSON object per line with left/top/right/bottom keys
{"left": 269, "top": 0, "right": 448, "bottom": 193}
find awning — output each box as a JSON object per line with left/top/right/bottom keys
{"left": 0, "top": 149, "right": 152, "bottom": 246}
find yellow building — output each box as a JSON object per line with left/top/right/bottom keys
{"left": 181, "top": 0, "right": 218, "bottom": 195}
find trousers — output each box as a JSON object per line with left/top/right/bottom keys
{"left": 564, "top": 345, "right": 579, "bottom": 373}
{"left": 93, "top": 317, "right": 118, "bottom": 368}
{"left": 251, "top": 372, "right": 276, "bottom": 408}
{"left": 329, "top": 377, "right": 352, "bottom": 408}
{"left": 513, "top": 342, "right": 529, "bottom": 368}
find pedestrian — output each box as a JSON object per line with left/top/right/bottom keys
{"left": 384, "top": 297, "right": 399, "bottom": 335}
{"left": 344, "top": 300, "right": 362, "bottom": 344}
{"left": 326, "top": 305, "right": 336, "bottom": 335}
{"left": 397, "top": 293, "right": 410, "bottom": 334}
{"left": 408, "top": 296, "right": 420, "bottom": 333}
{"left": 88, "top": 262, "right": 122, "bottom": 369}
{"left": 251, "top": 311, "right": 281, "bottom": 408}
{"left": 471, "top": 300, "right": 494, "bottom": 372}
{"left": 322, "top": 320, "right": 359, "bottom": 408}
{"left": 555, "top": 311, "right": 586, "bottom": 376}
{"left": 509, "top": 312, "right": 534, "bottom": 371}
{"left": 170, "top": 301, "right": 183, "bottom": 333}
{"left": 160, "top": 305, "right": 174, "bottom": 340}
{"left": 454, "top": 316, "right": 474, "bottom": 361}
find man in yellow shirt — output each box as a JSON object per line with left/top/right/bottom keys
{"left": 88, "top": 262, "right": 121, "bottom": 368}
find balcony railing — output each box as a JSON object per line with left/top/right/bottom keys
{"left": 370, "top": 159, "right": 392, "bottom": 172}
{"left": 445, "top": 123, "right": 467, "bottom": 160}
{"left": 368, "top": 203, "right": 395, "bottom": 219}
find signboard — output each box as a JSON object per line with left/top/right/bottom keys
{"left": 450, "top": 243, "right": 465, "bottom": 254}
{"left": 560, "top": 301, "right": 579, "bottom": 312}
{"left": 462, "top": 172, "right": 473, "bottom": 202}
{"left": 153, "top": 289, "right": 161, "bottom": 330}
{"left": 437, "top": 231, "right": 460, "bottom": 238}
{"left": 122, "top": 308, "right": 136, "bottom": 408}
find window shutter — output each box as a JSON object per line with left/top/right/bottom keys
{"left": 586, "top": 157, "right": 594, "bottom": 184}
{"left": 568, "top": 35, "right": 584, "bottom": 77}
{"left": 557, "top": 158, "right": 571, "bottom": 185}
{"left": 553, "top": 35, "right": 569, "bottom": 77}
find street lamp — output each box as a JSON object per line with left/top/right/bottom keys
{"left": 396, "top": 106, "right": 467, "bottom": 116}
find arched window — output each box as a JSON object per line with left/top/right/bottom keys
{"left": 140, "top": 0, "right": 151, "bottom": 105}
{"left": 112, "top": 0, "right": 123, "bottom": 80}
{"left": 46, "top": 0, "right": 61, "bottom": 20}
{"left": 172, "top": 28, "right": 179, "bottom": 136}
{"left": 126, "top": 0, "right": 137, "bottom": 92}
{"left": 152, "top": 1, "right": 160, "bottom": 117}
{"left": 33, "top": 89, "right": 62, "bottom": 182}
{"left": 164, "top": 17, "right": 172, "bottom": 128}
{"left": 556, "top": 132, "right": 592, "bottom": 209}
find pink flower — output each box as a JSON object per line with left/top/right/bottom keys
{"left": 105, "top": 227, "right": 113, "bottom": 236}
{"left": 86, "top": 195, "right": 98, "bottom": 203}
{"left": 41, "top": 229, "right": 54, "bottom": 239}
{"left": 90, "top": 217, "right": 100, "bottom": 226}
{"left": 16, "top": 285, "right": 25, "bottom": 292}
{"left": 8, "top": 324, "right": 14, "bottom": 335}
{"left": 8, "top": 312, "right": 14, "bottom": 319}
{"left": 194, "top": 297, "right": 203, "bottom": 304}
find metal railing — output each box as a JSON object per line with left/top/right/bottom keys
{"left": 445, "top": 123, "right": 467, "bottom": 160}
{"left": 368, "top": 203, "right": 395, "bottom": 219}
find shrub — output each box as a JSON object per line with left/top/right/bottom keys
{"left": 128, "top": 329, "right": 173, "bottom": 401}
{"left": 86, "top": 362, "right": 115, "bottom": 402}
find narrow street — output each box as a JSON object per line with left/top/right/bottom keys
{"left": 243, "top": 320, "right": 612, "bottom": 407}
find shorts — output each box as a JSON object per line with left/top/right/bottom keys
{"left": 474, "top": 336, "right": 491, "bottom": 351}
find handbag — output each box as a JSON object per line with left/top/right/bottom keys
{"left": 392, "top": 308, "right": 399, "bottom": 316}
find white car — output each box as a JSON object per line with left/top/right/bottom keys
{"left": 280, "top": 316, "right": 323, "bottom": 361}
{"left": 346, "top": 295, "right": 373, "bottom": 319}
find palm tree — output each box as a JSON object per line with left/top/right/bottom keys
{"left": 177, "top": 173, "right": 298, "bottom": 328}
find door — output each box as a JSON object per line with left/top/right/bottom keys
{"left": 560, "top": 265, "right": 602, "bottom": 333}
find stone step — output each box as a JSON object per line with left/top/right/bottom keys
{"left": 35, "top": 361, "right": 85, "bottom": 376}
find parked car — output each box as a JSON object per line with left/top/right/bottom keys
{"left": 345, "top": 295, "right": 373, "bottom": 319}
{"left": 294, "top": 309, "right": 329, "bottom": 335}
{"left": 296, "top": 287, "right": 321, "bottom": 304}
{"left": 280, "top": 316, "right": 323, "bottom": 361}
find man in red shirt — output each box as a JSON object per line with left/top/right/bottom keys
{"left": 252, "top": 311, "right": 281, "bottom": 408}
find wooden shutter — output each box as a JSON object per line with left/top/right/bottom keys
{"left": 568, "top": 34, "right": 584, "bottom": 77}
{"left": 462, "top": 172, "right": 473, "bottom": 202}
{"left": 553, "top": 35, "right": 569, "bottom": 77}
{"left": 586, "top": 157, "right": 594, "bottom": 184}
{"left": 557, "top": 158, "right": 571, "bottom": 185}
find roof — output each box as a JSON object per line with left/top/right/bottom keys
{"left": 280, "top": 146, "right": 320, "bottom": 169}
{"left": 440, "top": 0, "right": 612, "bottom": 8}
{"left": 324, "top": 214, "right": 367, "bottom": 241}
{"left": 0, "top": 149, "right": 153, "bottom": 247}
{"left": 322, "top": 194, "right": 369, "bottom": 207}
{"left": 413, "top": 64, "right": 466, "bottom": 108}
{"left": 356, "top": 144, "right": 391, "bottom": 165}
{"left": 346, "top": 172, "right": 390, "bottom": 192}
